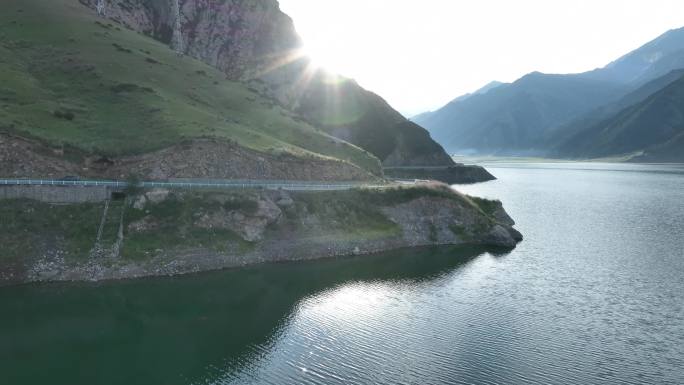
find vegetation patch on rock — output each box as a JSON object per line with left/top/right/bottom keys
{"left": 0, "top": 185, "right": 522, "bottom": 285}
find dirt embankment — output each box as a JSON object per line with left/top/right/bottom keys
{"left": 0, "top": 133, "right": 376, "bottom": 181}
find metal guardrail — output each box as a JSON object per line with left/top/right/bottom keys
{"left": 383, "top": 166, "right": 461, "bottom": 170}
{"left": 0, "top": 179, "right": 388, "bottom": 191}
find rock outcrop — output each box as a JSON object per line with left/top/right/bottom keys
{"left": 381, "top": 195, "right": 520, "bottom": 248}
{"left": 0, "top": 186, "right": 522, "bottom": 285}
{"left": 194, "top": 195, "right": 282, "bottom": 242}
{"left": 383, "top": 165, "right": 496, "bottom": 184}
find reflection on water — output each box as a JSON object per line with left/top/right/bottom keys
{"left": 216, "top": 249, "right": 508, "bottom": 385}
{"left": 0, "top": 245, "right": 496, "bottom": 385}
{"left": 474, "top": 161, "right": 684, "bottom": 175}
{"left": 2, "top": 162, "right": 684, "bottom": 385}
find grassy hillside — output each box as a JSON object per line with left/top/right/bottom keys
{"left": 557, "top": 74, "right": 684, "bottom": 161}
{"left": 0, "top": 0, "right": 380, "bottom": 174}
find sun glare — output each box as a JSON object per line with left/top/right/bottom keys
{"left": 300, "top": 42, "right": 346, "bottom": 75}
{"left": 279, "top": 0, "right": 684, "bottom": 116}
{"left": 278, "top": 1, "right": 365, "bottom": 77}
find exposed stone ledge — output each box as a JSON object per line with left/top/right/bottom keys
{"left": 0, "top": 186, "right": 522, "bottom": 286}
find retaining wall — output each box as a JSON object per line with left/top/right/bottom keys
{"left": 0, "top": 186, "right": 111, "bottom": 203}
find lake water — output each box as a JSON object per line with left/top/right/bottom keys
{"left": 1, "top": 163, "right": 683, "bottom": 384}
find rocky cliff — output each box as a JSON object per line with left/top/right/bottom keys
{"left": 79, "top": 0, "right": 457, "bottom": 168}
{"left": 80, "top": 0, "right": 300, "bottom": 79}
{"left": 0, "top": 184, "right": 521, "bottom": 285}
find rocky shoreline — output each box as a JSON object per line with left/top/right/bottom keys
{"left": 0, "top": 185, "right": 522, "bottom": 286}
{"left": 383, "top": 165, "right": 496, "bottom": 184}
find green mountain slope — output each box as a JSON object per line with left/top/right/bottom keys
{"left": 0, "top": 0, "right": 380, "bottom": 174}
{"left": 558, "top": 74, "right": 684, "bottom": 161}
{"left": 77, "top": 0, "right": 457, "bottom": 168}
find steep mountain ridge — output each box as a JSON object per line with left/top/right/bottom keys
{"left": 581, "top": 27, "right": 684, "bottom": 85}
{"left": 410, "top": 81, "right": 505, "bottom": 123}
{"left": 1, "top": 0, "right": 382, "bottom": 179}
{"left": 448, "top": 81, "right": 506, "bottom": 104}
{"left": 79, "top": 0, "right": 456, "bottom": 168}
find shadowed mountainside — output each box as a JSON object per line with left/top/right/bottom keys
{"left": 415, "top": 73, "right": 627, "bottom": 155}
{"left": 556, "top": 72, "right": 684, "bottom": 162}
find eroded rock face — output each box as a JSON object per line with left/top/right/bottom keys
{"left": 79, "top": 0, "right": 301, "bottom": 80}
{"left": 491, "top": 203, "right": 516, "bottom": 226}
{"left": 194, "top": 195, "right": 282, "bottom": 242}
{"left": 381, "top": 196, "right": 520, "bottom": 248}
{"left": 132, "top": 195, "right": 147, "bottom": 210}
{"left": 484, "top": 225, "right": 518, "bottom": 248}
{"left": 274, "top": 192, "right": 294, "bottom": 207}
{"left": 145, "top": 189, "right": 170, "bottom": 204}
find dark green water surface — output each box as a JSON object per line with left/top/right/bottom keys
{"left": 1, "top": 163, "right": 683, "bottom": 384}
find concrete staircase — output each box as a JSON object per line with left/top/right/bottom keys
{"left": 90, "top": 199, "right": 126, "bottom": 259}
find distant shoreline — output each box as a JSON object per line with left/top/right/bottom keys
{"left": 452, "top": 155, "right": 684, "bottom": 165}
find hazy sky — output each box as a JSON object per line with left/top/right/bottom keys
{"left": 278, "top": 0, "right": 684, "bottom": 116}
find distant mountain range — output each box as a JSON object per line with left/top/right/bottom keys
{"left": 415, "top": 27, "right": 684, "bottom": 162}
{"left": 410, "top": 81, "right": 504, "bottom": 122}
